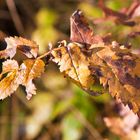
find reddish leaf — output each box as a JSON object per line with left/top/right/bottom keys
{"left": 70, "top": 10, "right": 103, "bottom": 45}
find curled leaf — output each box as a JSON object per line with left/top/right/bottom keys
{"left": 0, "top": 59, "right": 45, "bottom": 100}
{"left": 51, "top": 42, "right": 94, "bottom": 90}
{"left": 21, "top": 59, "right": 45, "bottom": 100}
{"left": 70, "top": 10, "right": 103, "bottom": 45}
{"left": 16, "top": 37, "right": 39, "bottom": 58}
{"left": 0, "top": 37, "right": 38, "bottom": 59}
{"left": 0, "top": 60, "right": 22, "bottom": 99}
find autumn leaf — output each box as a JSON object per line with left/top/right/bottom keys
{"left": 94, "top": 45, "right": 140, "bottom": 113}
{"left": 0, "top": 58, "right": 45, "bottom": 100}
{"left": 1, "top": 9, "right": 140, "bottom": 119}
{"left": 16, "top": 37, "right": 39, "bottom": 58}
{"left": 51, "top": 41, "right": 107, "bottom": 96}
{"left": 20, "top": 59, "right": 45, "bottom": 100}
{"left": 0, "top": 36, "right": 45, "bottom": 100}
{"left": 0, "top": 60, "right": 22, "bottom": 99}
{"left": 51, "top": 42, "right": 94, "bottom": 89}
{"left": 51, "top": 10, "right": 140, "bottom": 116}
{"left": 70, "top": 10, "right": 103, "bottom": 45}
{"left": 0, "top": 37, "right": 38, "bottom": 59}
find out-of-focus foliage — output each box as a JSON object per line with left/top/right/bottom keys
{"left": 0, "top": 0, "right": 140, "bottom": 140}
{"left": 32, "top": 8, "right": 60, "bottom": 53}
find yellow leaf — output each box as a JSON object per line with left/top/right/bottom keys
{"left": 51, "top": 42, "right": 94, "bottom": 89}
{"left": 2, "top": 59, "right": 19, "bottom": 73}
{"left": 20, "top": 59, "right": 45, "bottom": 100}
{"left": 0, "top": 60, "right": 22, "bottom": 99}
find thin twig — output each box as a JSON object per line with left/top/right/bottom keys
{"left": 6, "top": 0, "right": 24, "bottom": 35}
{"left": 72, "top": 106, "right": 104, "bottom": 140}
{"left": 37, "top": 51, "right": 51, "bottom": 60}
{"left": 37, "top": 45, "right": 101, "bottom": 96}
{"left": 37, "top": 46, "right": 64, "bottom": 59}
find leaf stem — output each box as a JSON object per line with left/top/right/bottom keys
{"left": 37, "top": 51, "right": 50, "bottom": 59}
{"left": 37, "top": 46, "right": 64, "bottom": 60}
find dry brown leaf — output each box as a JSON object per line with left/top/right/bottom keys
{"left": 20, "top": 59, "right": 45, "bottom": 100}
{"left": 16, "top": 37, "right": 39, "bottom": 58}
{"left": 51, "top": 42, "right": 94, "bottom": 90}
{"left": 0, "top": 60, "right": 23, "bottom": 99}
{"left": 70, "top": 10, "right": 103, "bottom": 45}
{"left": 104, "top": 117, "right": 140, "bottom": 140}
{"left": 50, "top": 10, "right": 140, "bottom": 117}
{"left": 94, "top": 44, "right": 140, "bottom": 115}
{"left": 1, "top": 9, "right": 140, "bottom": 120}
{"left": 0, "top": 59, "right": 45, "bottom": 100}
{"left": 0, "top": 37, "right": 38, "bottom": 59}
{"left": 51, "top": 40, "right": 140, "bottom": 116}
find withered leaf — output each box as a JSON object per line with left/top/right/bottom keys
{"left": 19, "top": 9, "right": 140, "bottom": 119}
{"left": 21, "top": 10, "right": 140, "bottom": 117}
{"left": 20, "top": 59, "right": 45, "bottom": 100}
{"left": 0, "top": 59, "right": 45, "bottom": 100}
{"left": 0, "top": 37, "right": 38, "bottom": 59}
{"left": 94, "top": 44, "right": 140, "bottom": 114}
{"left": 17, "top": 37, "right": 39, "bottom": 58}
{"left": 0, "top": 60, "right": 22, "bottom": 99}
{"left": 51, "top": 38, "right": 140, "bottom": 116}
{"left": 1, "top": 9, "right": 140, "bottom": 119}
{"left": 51, "top": 42, "right": 94, "bottom": 90}
{"left": 70, "top": 10, "right": 103, "bottom": 45}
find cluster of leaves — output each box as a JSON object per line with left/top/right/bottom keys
{"left": 0, "top": 37, "right": 44, "bottom": 100}
{"left": 1, "top": 6, "right": 140, "bottom": 121}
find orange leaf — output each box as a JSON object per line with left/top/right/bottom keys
{"left": 20, "top": 59, "right": 45, "bottom": 100}
{"left": 0, "top": 60, "right": 22, "bottom": 99}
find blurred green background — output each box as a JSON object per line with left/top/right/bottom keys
{"left": 0, "top": 0, "right": 138, "bottom": 140}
